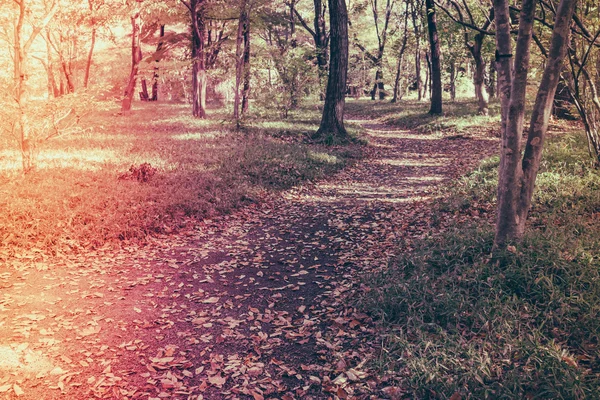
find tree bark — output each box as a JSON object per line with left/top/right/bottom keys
{"left": 313, "top": 0, "right": 349, "bottom": 141}
{"left": 241, "top": 11, "right": 251, "bottom": 114}
{"left": 493, "top": 0, "right": 576, "bottom": 247}
{"left": 121, "top": 13, "right": 142, "bottom": 113}
{"left": 292, "top": 0, "right": 329, "bottom": 99}
{"left": 189, "top": 0, "right": 207, "bottom": 118}
{"left": 449, "top": 60, "right": 457, "bottom": 101}
{"left": 13, "top": 0, "right": 57, "bottom": 172}
{"left": 151, "top": 24, "right": 165, "bottom": 101}
{"left": 425, "top": 0, "right": 442, "bottom": 114}
{"left": 487, "top": 59, "right": 496, "bottom": 99}
{"left": 234, "top": 0, "right": 249, "bottom": 123}
{"left": 84, "top": 0, "right": 96, "bottom": 88}
{"left": 471, "top": 33, "right": 489, "bottom": 115}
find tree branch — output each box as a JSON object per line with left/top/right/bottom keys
{"left": 292, "top": 8, "right": 316, "bottom": 38}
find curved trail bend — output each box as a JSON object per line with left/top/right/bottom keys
{"left": 0, "top": 117, "right": 496, "bottom": 399}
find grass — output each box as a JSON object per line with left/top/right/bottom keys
{"left": 358, "top": 104, "right": 600, "bottom": 399}
{"left": 0, "top": 101, "right": 357, "bottom": 257}
{"left": 345, "top": 98, "right": 501, "bottom": 137}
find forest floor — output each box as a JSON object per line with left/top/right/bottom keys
{"left": 0, "top": 103, "right": 498, "bottom": 399}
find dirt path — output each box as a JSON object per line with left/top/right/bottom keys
{"left": 0, "top": 118, "right": 497, "bottom": 399}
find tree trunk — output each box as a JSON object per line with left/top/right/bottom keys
{"left": 416, "top": 48, "right": 422, "bottom": 101}
{"left": 391, "top": 9, "right": 409, "bottom": 103}
{"left": 313, "top": 0, "right": 348, "bottom": 141}
{"left": 13, "top": 0, "right": 57, "bottom": 172}
{"left": 425, "top": 0, "right": 442, "bottom": 114}
{"left": 84, "top": 27, "right": 96, "bottom": 88}
{"left": 234, "top": 0, "right": 251, "bottom": 122}
{"left": 487, "top": 59, "right": 496, "bottom": 99}
{"left": 449, "top": 61, "right": 457, "bottom": 101}
{"left": 189, "top": 0, "right": 207, "bottom": 118}
{"left": 151, "top": 24, "right": 165, "bottom": 101}
{"left": 371, "top": 68, "right": 385, "bottom": 100}
{"left": 493, "top": 0, "right": 576, "bottom": 247}
{"left": 121, "top": 13, "right": 142, "bottom": 113}
{"left": 140, "top": 79, "right": 150, "bottom": 101}
{"left": 314, "top": 0, "right": 328, "bottom": 100}
{"left": 469, "top": 33, "right": 489, "bottom": 115}
{"left": 241, "top": 11, "right": 251, "bottom": 114}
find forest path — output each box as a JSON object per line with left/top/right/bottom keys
{"left": 0, "top": 115, "right": 497, "bottom": 399}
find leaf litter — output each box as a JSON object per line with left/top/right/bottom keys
{"left": 0, "top": 116, "right": 496, "bottom": 399}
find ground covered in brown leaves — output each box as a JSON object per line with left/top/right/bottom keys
{"left": 0, "top": 113, "right": 497, "bottom": 399}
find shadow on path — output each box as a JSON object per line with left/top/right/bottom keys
{"left": 0, "top": 115, "right": 497, "bottom": 399}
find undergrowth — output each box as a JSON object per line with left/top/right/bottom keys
{"left": 359, "top": 113, "right": 600, "bottom": 398}
{"left": 0, "top": 102, "right": 356, "bottom": 257}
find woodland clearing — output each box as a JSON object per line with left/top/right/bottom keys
{"left": 0, "top": 100, "right": 500, "bottom": 399}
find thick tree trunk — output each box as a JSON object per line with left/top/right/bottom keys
{"left": 313, "top": 0, "right": 348, "bottom": 140}
{"left": 494, "top": 0, "right": 576, "bottom": 247}
{"left": 425, "top": 0, "right": 442, "bottom": 114}
{"left": 121, "top": 13, "right": 142, "bottom": 113}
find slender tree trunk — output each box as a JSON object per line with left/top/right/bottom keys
{"left": 84, "top": 28, "right": 96, "bottom": 88}
{"left": 474, "top": 57, "right": 489, "bottom": 115}
{"left": 425, "top": 0, "right": 442, "bottom": 114}
{"left": 487, "top": 59, "right": 496, "bottom": 99}
{"left": 449, "top": 61, "right": 456, "bottom": 101}
{"left": 44, "top": 33, "right": 60, "bottom": 97}
{"left": 425, "top": 51, "right": 431, "bottom": 99}
{"left": 121, "top": 13, "right": 142, "bottom": 113}
{"left": 470, "top": 34, "right": 489, "bottom": 115}
{"left": 189, "top": 0, "right": 207, "bottom": 118}
{"left": 151, "top": 24, "right": 165, "bottom": 101}
{"left": 391, "top": 10, "right": 409, "bottom": 103}
{"left": 416, "top": 49, "right": 422, "bottom": 100}
{"left": 371, "top": 67, "right": 385, "bottom": 100}
{"left": 13, "top": 0, "right": 57, "bottom": 172}
{"left": 234, "top": 0, "right": 247, "bottom": 123}
{"left": 313, "top": 0, "right": 348, "bottom": 141}
{"left": 493, "top": 0, "right": 576, "bottom": 247}
{"left": 241, "top": 11, "right": 251, "bottom": 114}
{"left": 314, "top": 0, "right": 328, "bottom": 100}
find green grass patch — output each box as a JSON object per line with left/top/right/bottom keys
{"left": 359, "top": 115, "right": 600, "bottom": 398}
{"left": 0, "top": 102, "right": 358, "bottom": 257}
{"left": 345, "top": 98, "right": 501, "bottom": 137}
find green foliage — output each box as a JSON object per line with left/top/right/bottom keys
{"left": 359, "top": 123, "right": 600, "bottom": 399}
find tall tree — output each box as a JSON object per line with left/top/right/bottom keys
{"left": 234, "top": 0, "right": 251, "bottom": 123}
{"left": 354, "top": 0, "right": 395, "bottom": 100}
{"left": 391, "top": 4, "right": 410, "bottom": 103}
{"left": 493, "top": 0, "right": 577, "bottom": 247}
{"left": 121, "top": 5, "right": 142, "bottom": 112}
{"left": 442, "top": 1, "right": 494, "bottom": 115}
{"left": 312, "top": 0, "right": 348, "bottom": 141}
{"left": 181, "top": 0, "right": 208, "bottom": 118}
{"left": 425, "top": 0, "right": 442, "bottom": 114}
{"left": 11, "top": 0, "right": 57, "bottom": 171}
{"left": 292, "top": 0, "right": 329, "bottom": 98}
